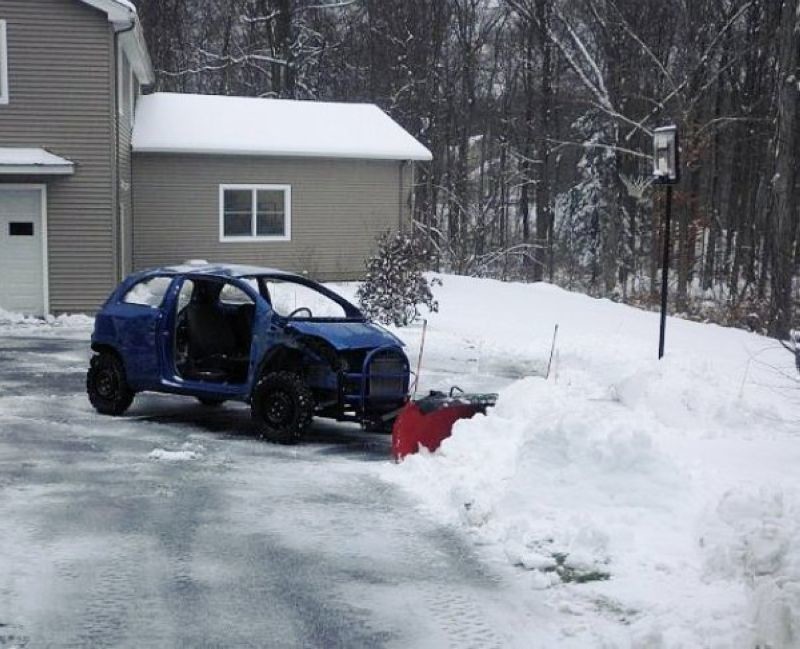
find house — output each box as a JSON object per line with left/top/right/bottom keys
{"left": 0, "top": 0, "right": 431, "bottom": 316}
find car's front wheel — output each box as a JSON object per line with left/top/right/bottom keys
{"left": 87, "top": 351, "right": 135, "bottom": 416}
{"left": 251, "top": 371, "right": 314, "bottom": 444}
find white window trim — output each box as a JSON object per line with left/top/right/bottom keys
{"left": 219, "top": 184, "right": 292, "bottom": 243}
{"left": 0, "top": 21, "right": 9, "bottom": 105}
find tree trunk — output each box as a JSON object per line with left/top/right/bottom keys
{"left": 532, "top": 0, "right": 553, "bottom": 282}
{"left": 767, "top": 0, "right": 800, "bottom": 336}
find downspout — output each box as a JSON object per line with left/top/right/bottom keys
{"left": 113, "top": 17, "right": 136, "bottom": 282}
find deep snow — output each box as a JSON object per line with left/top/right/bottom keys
{"left": 348, "top": 275, "right": 800, "bottom": 648}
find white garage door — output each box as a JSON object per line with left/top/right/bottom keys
{"left": 0, "top": 188, "right": 46, "bottom": 316}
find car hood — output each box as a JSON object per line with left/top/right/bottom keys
{"left": 287, "top": 321, "right": 403, "bottom": 351}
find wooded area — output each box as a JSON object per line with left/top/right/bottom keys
{"left": 134, "top": 0, "right": 800, "bottom": 338}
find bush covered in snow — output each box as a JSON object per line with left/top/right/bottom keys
{"left": 356, "top": 230, "right": 440, "bottom": 326}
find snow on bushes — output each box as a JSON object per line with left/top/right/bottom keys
{"left": 356, "top": 230, "right": 440, "bottom": 326}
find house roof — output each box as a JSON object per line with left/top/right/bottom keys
{"left": 0, "top": 148, "right": 74, "bottom": 175}
{"left": 77, "top": 0, "right": 155, "bottom": 85}
{"left": 132, "top": 93, "right": 433, "bottom": 162}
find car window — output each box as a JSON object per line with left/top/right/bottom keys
{"left": 265, "top": 280, "right": 346, "bottom": 318}
{"left": 123, "top": 276, "right": 172, "bottom": 307}
{"left": 219, "top": 282, "right": 255, "bottom": 306}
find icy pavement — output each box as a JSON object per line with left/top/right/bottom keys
{"left": 3, "top": 276, "right": 800, "bottom": 648}
{"left": 0, "top": 333, "right": 534, "bottom": 649}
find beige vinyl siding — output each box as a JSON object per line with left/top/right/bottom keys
{"left": 0, "top": 0, "right": 116, "bottom": 312}
{"left": 133, "top": 154, "right": 412, "bottom": 280}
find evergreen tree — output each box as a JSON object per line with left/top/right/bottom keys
{"left": 356, "top": 231, "right": 440, "bottom": 327}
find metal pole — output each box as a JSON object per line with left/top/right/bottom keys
{"left": 546, "top": 324, "right": 559, "bottom": 379}
{"left": 658, "top": 185, "right": 673, "bottom": 359}
{"left": 412, "top": 319, "right": 428, "bottom": 397}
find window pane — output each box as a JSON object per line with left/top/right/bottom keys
{"left": 9, "top": 222, "right": 34, "bottom": 236}
{"left": 224, "top": 189, "right": 253, "bottom": 237}
{"left": 124, "top": 276, "right": 172, "bottom": 307}
{"left": 256, "top": 190, "right": 285, "bottom": 236}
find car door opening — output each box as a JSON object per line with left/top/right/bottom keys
{"left": 175, "top": 279, "right": 254, "bottom": 383}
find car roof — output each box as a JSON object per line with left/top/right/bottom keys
{"left": 146, "top": 262, "right": 304, "bottom": 280}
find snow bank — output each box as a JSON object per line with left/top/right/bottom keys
{"left": 381, "top": 275, "right": 800, "bottom": 647}
{"left": 0, "top": 308, "right": 94, "bottom": 329}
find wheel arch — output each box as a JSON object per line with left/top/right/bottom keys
{"left": 90, "top": 342, "right": 124, "bottom": 362}
{"left": 254, "top": 344, "right": 305, "bottom": 382}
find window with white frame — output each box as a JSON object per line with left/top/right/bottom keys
{"left": 220, "top": 185, "right": 291, "bottom": 241}
{"left": 0, "top": 20, "right": 9, "bottom": 105}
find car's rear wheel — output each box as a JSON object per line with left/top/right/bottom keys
{"left": 87, "top": 351, "right": 135, "bottom": 416}
{"left": 251, "top": 371, "right": 314, "bottom": 444}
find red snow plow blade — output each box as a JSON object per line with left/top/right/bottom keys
{"left": 391, "top": 389, "right": 497, "bottom": 461}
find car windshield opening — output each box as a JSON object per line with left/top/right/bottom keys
{"left": 262, "top": 279, "right": 348, "bottom": 319}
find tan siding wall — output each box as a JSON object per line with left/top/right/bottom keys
{"left": 132, "top": 154, "right": 409, "bottom": 280}
{"left": 0, "top": 0, "right": 115, "bottom": 313}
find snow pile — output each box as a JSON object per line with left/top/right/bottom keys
{"left": 148, "top": 443, "right": 204, "bottom": 462}
{"left": 0, "top": 308, "right": 94, "bottom": 332}
{"left": 381, "top": 274, "right": 800, "bottom": 647}
{"left": 702, "top": 487, "right": 800, "bottom": 647}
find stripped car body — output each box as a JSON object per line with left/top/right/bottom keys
{"left": 87, "top": 263, "right": 410, "bottom": 442}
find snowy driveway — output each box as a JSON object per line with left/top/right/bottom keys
{"left": 0, "top": 333, "right": 520, "bottom": 649}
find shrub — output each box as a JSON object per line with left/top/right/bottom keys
{"left": 356, "top": 230, "right": 440, "bottom": 327}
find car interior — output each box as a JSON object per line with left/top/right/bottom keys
{"left": 175, "top": 279, "right": 255, "bottom": 383}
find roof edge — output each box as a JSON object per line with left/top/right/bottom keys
{"left": 120, "top": 22, "right": 155, "bottom": 85}
{"left": 131, "top": 146, "right": 433, "bottom": 162}
{"left": 78, "top": 0, "right": 155, "bottom": 85}
{"left": 0, "top": 164, "right": 74, "bottom": 176}
{"left": 79, "top": 0, "right": 133, "bottom": 25}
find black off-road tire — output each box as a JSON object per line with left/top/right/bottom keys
{"left": 87, "top": 352, "right": 135, "bottom": 416}
{"left": 251, "top": 371, "right": 314, "bottom": 444}
{"left": 197, "top": 397, "right": 225, "bottom": 407}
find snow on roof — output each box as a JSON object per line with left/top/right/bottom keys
{"left": 132, "top": 93, "right": 433, "bottom": 162}
{"left": 0, "top": 148, "right": 74, "bottom": 175}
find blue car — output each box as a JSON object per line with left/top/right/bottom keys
{"left": 87, "top": 262, "right": 410, "bottom": 443}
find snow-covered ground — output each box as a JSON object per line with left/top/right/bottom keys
{"left": 338, "top": 275, "right": 799, "bottom": 648}
{"left": 1, "top": 276, "right": 798, "bottom": 647}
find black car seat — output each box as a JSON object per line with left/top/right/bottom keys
{"left": 187, "top": 302, "right": 238, "bottom": 360}
{"left": 231, "top": 303, "right": 255, "bottom": 354}
{"left": 184, "top": 285, "right": 250, "bottom": 381}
